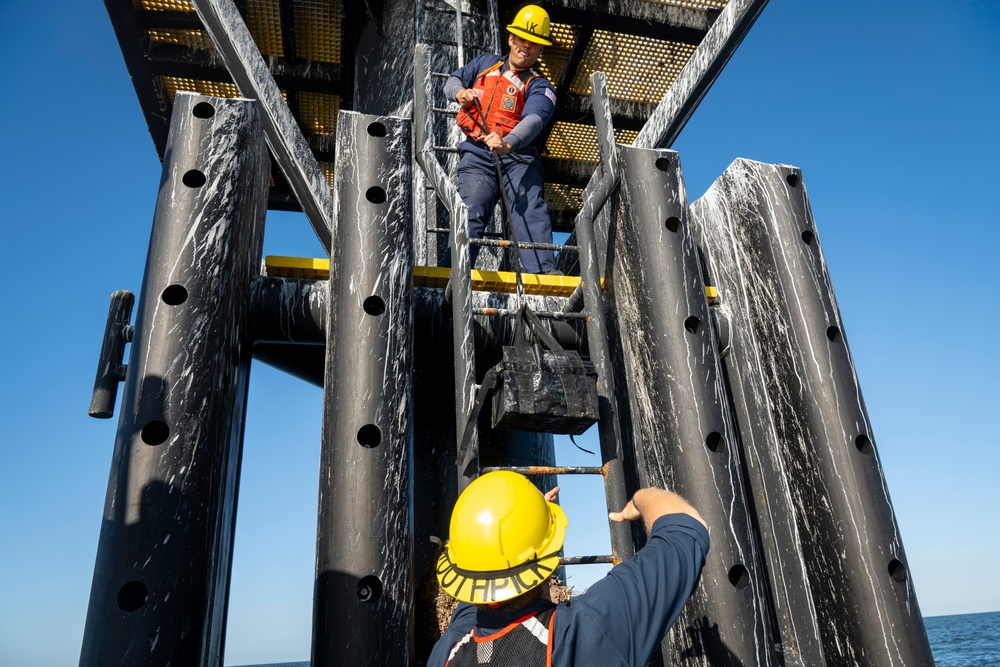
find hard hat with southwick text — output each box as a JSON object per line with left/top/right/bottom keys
{"left": 436, "top": 471, "right": 567, "bottom": 604}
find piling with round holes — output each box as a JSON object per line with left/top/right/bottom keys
{"left": 313, "top": 111, "right": 414, "bottom": 666}
{"left": 79, "top": 93, "right": 269, "bottom": 666}
{"left": 689, "top": 158, "right": 934, "bottom": 665}
{"left": 605, "top": 146, "right": 782, "bottom": 665}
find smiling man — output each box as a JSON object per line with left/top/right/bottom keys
{"left": 443, "top": 4, "right": 560, "bottom": 275}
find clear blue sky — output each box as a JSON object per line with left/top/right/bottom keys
{"left": 1, "top": 1, "right": 997, "bottom": 666}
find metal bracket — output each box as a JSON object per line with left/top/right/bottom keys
{"left": 89, "top": 290, "right": 135, "bottom": 418}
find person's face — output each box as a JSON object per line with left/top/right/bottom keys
{"left": 508, "top": 33, "right": 543, "bottom": 69}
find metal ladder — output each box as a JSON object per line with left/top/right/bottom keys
{"left": 413, "top": 9, "right": 638, "bottom": 569}
{"left": 415, "top": 0, "right": 497, "bottom": 263}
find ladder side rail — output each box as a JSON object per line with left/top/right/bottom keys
{"left": 417, "top": 42, "right": 478, "bottom": 491}
{"left": 453, "top": 0, "right": 465, "bottom": 67}
{"left": 451, "top": 199, "right": 479, "bottom": 491}
{"left": 576, "top": 72, "right": 634, "bottom": 562}
{"left": 414, "top": 44, "right": 463, "bottom": 219}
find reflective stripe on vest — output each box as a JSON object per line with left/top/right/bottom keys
{"left": 445, "top": 607, "right": 557, "bottom": 667}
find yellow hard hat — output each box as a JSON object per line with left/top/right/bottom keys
{"left": 436, "top": 471, "right": 567, "bottom": 604}
{"left": 506, "top": 5, "right": 553, "bottom": 46}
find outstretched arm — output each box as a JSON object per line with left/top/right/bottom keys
{"left": 609, "top": 487, "right": 707, "bottom": 533}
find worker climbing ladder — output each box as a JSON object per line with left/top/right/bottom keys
{"left": 414, "top": 31, "right": 637, "bottom": 570}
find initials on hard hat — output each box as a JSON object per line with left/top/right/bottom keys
{"left": 436, "top": 471, "right": 567, "bottom": 604}
{"left": 506, "top": 4, "right": 553, "bottom": 46}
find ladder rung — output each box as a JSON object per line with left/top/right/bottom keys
{"left": 427, "top": 226, "right": 451, "bottom": 234}
{"left": 425, "top": 5, "right": 490, "bottom": 17}
{"left": 414, "top": 266, "right": 582, "bottom": 298}
{"left": 429, "top": 39, "right": 490, "bottom": 49}
{"left": 433, "top": 145, "right": 459, "bottom": 153}
{"left": 431, "top": 72, "right": 451, "bottom": 78}
{"left": 474, "top": 308, "right": 589, "bottom": 321}
{"left": 482, "top": 465, "right": 607, "bottom": 475}
{"left": 432, "top": 107, "right": 458, "bottom": 114}
{"left": 560, "top": 555, "right": 616, "bottom": 566}
{"left": 469, "top": 238, "right": 578, "bottom": 253}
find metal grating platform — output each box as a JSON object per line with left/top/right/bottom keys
{"left": 105, "top": 0, "right": 733, "bottom": 221}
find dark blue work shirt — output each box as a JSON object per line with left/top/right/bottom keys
{"left": 427, "top": 513, "right": 710, "bottom": 667}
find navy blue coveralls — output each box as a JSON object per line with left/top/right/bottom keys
{"left": 427, "top": 514, "right": 710, "bottom": 667}
{"left": 448, "top": 53, "right": 558, "bottom": 274}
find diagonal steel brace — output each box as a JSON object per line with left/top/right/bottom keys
{"left": 191, "top": 0, "right": 335, "bottom": 255}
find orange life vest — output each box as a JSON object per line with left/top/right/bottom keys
{"left": 456, "top": 60, "right": 543, "bottom": 142}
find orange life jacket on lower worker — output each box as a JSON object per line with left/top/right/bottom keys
{"left": 456, "top": 60, "right": 543, "bottom": 142}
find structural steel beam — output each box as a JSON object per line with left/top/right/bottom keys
{"left": 192, "top": 0, "right": 335, "bottom": 254}
{"left": 550, "top": 97, "right": 650, "bottom": 131}
{"left": 103, "top": 0, "right": 171, "bottom": 152}
{"left": 147, "top": 43, "right": 343, "bottom": 94}
{"left": 504, "top": 0, "right": 713, "bottom": 32}
{"left": 546, "top": 5, "right": 706, "bottom": 45}
{"left": 635, "top": 0, "right": 771, "bottom": 149}
{"left": 556, "top": 0, "right": 770, "bottom": 274}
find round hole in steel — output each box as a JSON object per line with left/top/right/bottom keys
{"left": 855, "top": 434, "right": 873, "bottom": 454}
{"left": 357, "top": 424, "right": 382, "bottom": 448}
{"left": 684, "top": 316, "right": 701, "bottom": 334}
{"left": 357, "top": 575, "right": 383, "bottom": 603}
{"left": 117, "top": 581, "right": 148, "bottom": 612}
{"left": 192, "top": 102, "right": 215, "bottom": 119}
{"left": 728, "top": 564, "right": 750, "bottom": 590}
{"left": 141, "top": 420, "right": 170, "bottom": 446}
{"left": 665, "top": 216, "right": 681, "bottom": 233}
{"left": 655, "top": 156, "right": 671, "bottom": 172}
{"left": 366, "top": 186, "right": 387, "bottom": 204}
{"left": 161, "top": 284, "right": 188, "bottom": 306}
{"left": 182, "top": 170, "right": 206, "bottom": 188}
{"left": 367, "top": 121, "right": 388, "bottom": 137}
{"left": 888, "top": 559, "right": 908, "bottom": 582}
{"left": 826, "top": 326, "right": 841, "bottom": 342}
{"left": 801, "top": 230, "right": 815, "bottom": 245}
{"left": 706, "top": 432, "right": 726, "bottom": 453}
{"left": 786, "top": 173, "right": 800, "bottom": 188}
{"left": 363, "top": 295, "right": 386, "bottom": 316}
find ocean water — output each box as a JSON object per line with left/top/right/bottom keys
{"left": 231, "top": 611, "right": 1000, "bottom": 666}
{"left": 924, "top": 611, "right": 1000, "bottom": 667}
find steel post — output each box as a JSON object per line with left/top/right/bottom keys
{"left": 79, "top": 93, "right": 269, "bottom": 667}
{"left": 689, "top": 159, "right": 934, "bottom": 666}
{"left": 352, "top": 0, "right": 416, "bottom": 116}
{"left": 313, "top": 111, "right": 415, "bottom": 666}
